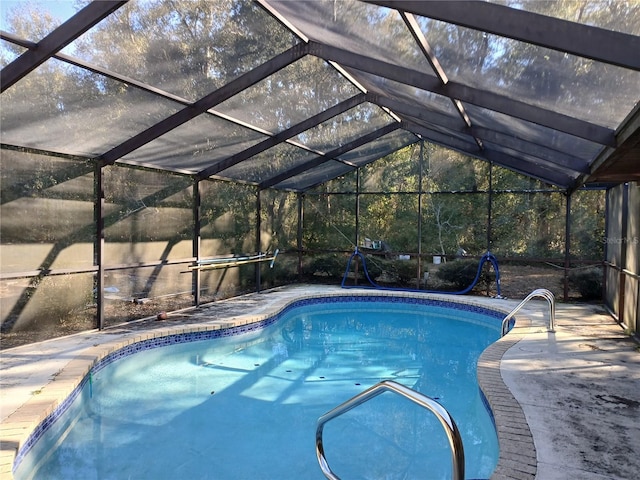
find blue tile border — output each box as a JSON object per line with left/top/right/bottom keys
{"left": 13, "top": 293, "right": 509, "bottom": 474}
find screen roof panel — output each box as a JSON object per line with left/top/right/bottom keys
{"left": 65, "top": 0, "right": 299, "bottom": 102}
{"left": 216, "top": 142, "right": 318, "bottom": 185}
{"left": 465, "top": 104, "right": 605, "bottom": 163}
{"left": 351, "top": 69, "right": 460, "bottom": 118}
{"left": 1, "top": 38, "right": 26, "bottom": 67}
{"left": 483, "top": 140, "right": 579, "bottom": 187}
{"left": 1, "top": 57, "right": 184, "bottom": 157}
{"left": 488, "top": 1, "right": 640, "bottom": 36}
{"left": 273, "top": 159, "right": 356, "bottom": 192}
{"left": 402, "top": 121, "right": 480, "bottom": 154}
{"left": 120, "top": 113, "right": 266, "bottom": 173}
{"left": 215, "top": 55, "right": 361, "bottom": 134}
{"left": 401, "top": 117, "right": 476, "bottom": 146}
{"left": 417, "top": 17, "right": 640, "bottom": 129}
{"left": 1, "top": 0, "right": 638, "bottom": 190}
{"left": 264, "top": 0, "right": 435, "bottom": 75}
{"left": 0, "top": 0, "right": 82, "bottom": 38}
{"left": 337, "top": 129, "right": 418, "bottom": 167}
{"left": 292, "top": 102, "right": 395, "bottom": 153}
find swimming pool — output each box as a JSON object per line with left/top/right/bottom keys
{"left": 13, "top": 296, "right": 507, "bottom": 479}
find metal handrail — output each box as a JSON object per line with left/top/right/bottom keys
{"left": 315, "top": 380, "right": 465, "bottom": 480}
{"left": 501, "top": 288, "right": 556, "bottom": 336}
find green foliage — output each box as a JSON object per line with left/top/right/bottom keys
{"left": 303, "top": 194, "right": 356, "bottom": 251}
{"left": 492, "top": 190, "right": 566, "bottom": 258}
{"left": 307, "top": 254, "right": 420, "bottom": 286}
{"left": 570, "top": 190, "right": 605, "bottom": 260}
{"left": 0, "top": 149, "right": 95, "bottom": 244}
{"left": 307, "top": 254, "right": 346, "bottom": 279}
{"left": 260, "top": 190, "right": 298, "bottom": 251}
{"left": 265, "top": 255, "right": 299, "bottom": 287}
{"left": 568, "top": 267, "right": 603, "bottom": 300}
{"left": 200, "top": 179, "right": 256, "bottom": 253}
{"left": 300, "top": 144, "right": 606, "bottom": 263}
{"left": 360, "top": 193, "right": 419, "bottom": 253}
{"left": 393, "top": 259, "right": 419, "bottom": 284}
{"left": 435, "top": 259, "right": 495, "bottom": 291}
{"left": 363, "top": 257, "right": 419, "bottom": 285}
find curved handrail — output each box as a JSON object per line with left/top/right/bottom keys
{"left": 501, "top": 288, "right": 555, "bottom": 336}
{"left": 316, "top": 380, "right": 465, "bottom": 480}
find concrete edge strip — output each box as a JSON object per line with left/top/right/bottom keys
{"left": 479, "top": 316, "right": 537, "bottom": 480}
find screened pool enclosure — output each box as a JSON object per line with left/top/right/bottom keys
{"left": 1, "top": 0, "right": 639, "bottom": 346}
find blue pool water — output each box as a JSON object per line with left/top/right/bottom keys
{"left": 14, "top": 297, "right": 503, "bottom": 479}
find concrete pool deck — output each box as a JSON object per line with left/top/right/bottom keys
{"left": 0, "top": 285, "right": 638, "bottom": 479}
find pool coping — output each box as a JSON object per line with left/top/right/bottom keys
{"left": 1, "top": 287, "right": 536, "bottom": 479}
{"left": 477, "top": 316, "right": 536, "bottom": 479}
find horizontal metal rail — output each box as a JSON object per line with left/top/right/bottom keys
{"left": 316, "top": 380, "right": 465, "bottom": 480}
{"left": 502, "top": 288, "right": 555, "bottom": 336}
{"left": 188, "top": 249, "right": 279, "bottom": 271}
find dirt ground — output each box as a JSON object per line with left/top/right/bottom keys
{"left": 501, "top": 264, "right": 569, "bottom": 299}
{"left": 464, "top": 263, "right": 581, "bottom": 301}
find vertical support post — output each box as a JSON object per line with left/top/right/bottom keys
{"left": 94, "top": 163, "right": 105, "bottom": 330}
{"left": 417, "top": 140, "right": 424, "bottom": 289}
{"left": 487, "top": 161, "right": 493, "bottom": 253}
{"left": 618, "top": 183, "right": 630, "bottom": 326}
{"left": 486, "top": 162, "right": 494, "bottom": 297}
{"left": 297, "top": 193, "right": 304, "bottom": 281}
{"left": 354, "top": 171, "right": 360, "bottom": 286}
{"left": 256, "top": 188, "right": 262, "bottom": 293}
{"left": 355, "top": 169, "right": 361, "bottom": 249}
{"left": 564, "top": 192, "right": 572, "bottom": 302}
{"left": 193, "top": 179, "right": 201, "bottom": 306}
{"left": 603, "top": 187, "right": 611, "bottom": 303}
